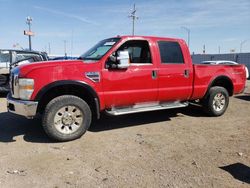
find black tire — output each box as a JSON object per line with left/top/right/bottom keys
{"left": 202, "top": 86, "right": 229, "bottom": 116}
{"left": 42, "top": 95, "right": 92, "bottom": 141}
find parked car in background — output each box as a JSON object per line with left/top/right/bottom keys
{"left": 0, "top": 49, "right": 48, "bottom": 92}
{"left": 49, "top": 55, "right": 78, "bottom": 61}
{"left": 201, "top": 60, "right": 249, "bottom": 79}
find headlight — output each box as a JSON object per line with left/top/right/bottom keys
{"left": 18, "top": 78, "right": 34, "bottom": 100}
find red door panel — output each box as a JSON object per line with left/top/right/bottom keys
{"left": 102, "top": 64, "right": 157, "bottom": 108}
{"left": 157, "top": 64, "right": 193, "bottom": 101}
{"left": 156, "top": 40, "right": 193, "bottom": 102}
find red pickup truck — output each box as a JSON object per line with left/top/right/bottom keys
{"left": 7, "top": 36, "right": 247, "bottom": 141}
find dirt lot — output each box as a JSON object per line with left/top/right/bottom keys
{"left": 0, "top": 82, "right": 250, "bottom": 188}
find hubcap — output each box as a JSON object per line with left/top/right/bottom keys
{"left": 54, "top": 106, "right": 83, "bottom": 134}
{"left": 212, "top": 93, "right": 226, "bottom": 112}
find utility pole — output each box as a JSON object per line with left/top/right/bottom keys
{"left": 181, "top": 26, "right": 190, "bottom": 48}
{"left": 240, "top": 40, "right": 248, "bottom": 53}
{"left": 48, "top": 42, "right": 51, "bottom": 55}
{"left": 26, "top": 16, "right": 33, "bottom": 51}
{"left": 71, "top": 30, "right": 74, "bottom": 57}
{"left": 218, "top": 46, "right": 221, "bottom": 54}
{"left": 128, "top": 4, "right": 139, "bottom": 36}
{"left": 203, "top": 44, "right": 206, "bottom": 54}
{"left": 63, "top": 40, "right": 67, "bottom": 56}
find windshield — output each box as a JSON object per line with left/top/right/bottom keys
{"left": 79, "top": 38, "right": 120, "bottom": 60}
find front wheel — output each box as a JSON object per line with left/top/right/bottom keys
{"left": 42, "top": 95, "right": 92, "bottom": 141}
{"left": 202, "top": 86, "right": 229, "bottom": 116}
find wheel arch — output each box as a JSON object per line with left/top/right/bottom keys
{"left": 205, "top": 75, "right": 234, "bottom": 98}
{"left": 35, "top": 80, "right": 100, "bottom": 119}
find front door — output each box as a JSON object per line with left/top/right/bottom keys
{"left": 102, "top": 40, "right": 158, "bottom": 108}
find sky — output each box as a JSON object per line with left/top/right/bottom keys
{"left": 0, "top": 0, "right": 250, "bottom": 56}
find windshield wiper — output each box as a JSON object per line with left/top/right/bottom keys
{"left": 78, "top": 57, "right": 99, "bottom": 61}
{"left": 77, "top": 56, "right": 84, "bottom": 60}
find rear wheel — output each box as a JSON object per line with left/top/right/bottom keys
{"left": 42, "top": 95, "right": 92, "bottom": 141}
{"left": 202, "top": 86, "right": 229, "bottom": 116}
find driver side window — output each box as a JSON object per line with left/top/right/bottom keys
{"left": 117, "top": 40, "right": 152, "bottom": 64}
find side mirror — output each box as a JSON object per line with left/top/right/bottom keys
{"left": 108, "top": 50, "right": 130, "bottom": 69}
{"left": 117, "top": 50, "right": 130, "bottom": 69}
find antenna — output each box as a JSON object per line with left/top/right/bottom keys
{"left": 128, "top": 4, "right": 139, "bottom": 36}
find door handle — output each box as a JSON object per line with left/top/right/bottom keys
{"left": 152, "top": 70, "right": 157, "bottom": 79}
{"left": 184, "top": 69, "right": 190, "bottom": 78}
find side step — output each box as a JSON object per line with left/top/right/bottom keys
{"left": 106, "top": 101, "right": 189, "bottom": 116}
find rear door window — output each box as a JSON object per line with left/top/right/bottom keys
{"left": 158, "top": 41, "right": 184, "bottom": 64}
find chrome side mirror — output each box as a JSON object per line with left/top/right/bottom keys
{"left": 117, "top": 51, "right": 130, "bottom": 69}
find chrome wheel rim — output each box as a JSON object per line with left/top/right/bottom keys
{"left": 54, "top": 106, "right": 83, "bottom": 134}
{"left": 212, "top": 93, "right": 226, "bottom": 112}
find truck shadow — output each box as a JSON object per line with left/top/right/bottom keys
{"left": 234, "top": 95, "right": 250, "bottom": 102}
{"left": 89, "top": 105, "right": 205, "bottom": 132}
{"left": 90, "top": 110, "right": 173, "bottom": 132}
{"left": 220, "top": 163, "right": 250, "bottom": 184}
{"left": 0, "top": 105, "right": 206, "bottom": 143}
{"left": 0, "top": 112, "right": 51, "bottom": 143}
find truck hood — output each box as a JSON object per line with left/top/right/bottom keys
{"left": 18, "top": 60, "right": 96, "bottom": 77}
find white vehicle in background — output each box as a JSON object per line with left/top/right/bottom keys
{"left": 0, "top": 50, "right": 48, "bottom": 92}
{"left": 201, "top": 60, "right": 249, "bottom": 79}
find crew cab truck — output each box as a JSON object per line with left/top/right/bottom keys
{"left": 7, "top": 36, "right": 247, "bottom": 141}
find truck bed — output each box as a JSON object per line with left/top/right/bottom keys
{"left": 191, "top": 64, "right": 246, "bottom": 100}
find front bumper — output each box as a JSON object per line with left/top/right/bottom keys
{"left": 7, "top": 94, "right": 38, "bottom": 119}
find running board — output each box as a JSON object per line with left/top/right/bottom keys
{"left": 106, "top": 101, "right": 189, "bottom": 116}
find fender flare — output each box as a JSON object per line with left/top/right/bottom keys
{"left": 35, "top": 80, "right": 100, "bottom": 118}
{"left": 205, "top": 75, "right": 234, "bottom": 98}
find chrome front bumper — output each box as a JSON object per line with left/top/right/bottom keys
{"left": 7, "top": 94, "right": 38, "bottom": 119}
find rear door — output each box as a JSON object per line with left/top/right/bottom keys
{"left": 156, "top": 40, "right": 193, "bottom": 101}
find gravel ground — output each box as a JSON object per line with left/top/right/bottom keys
{"left": 0, "top": 81, "right": 249, "bottom": 188}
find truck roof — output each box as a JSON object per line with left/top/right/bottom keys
{"left": 117, "top": 35, "right": 184, "bottom": 42}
